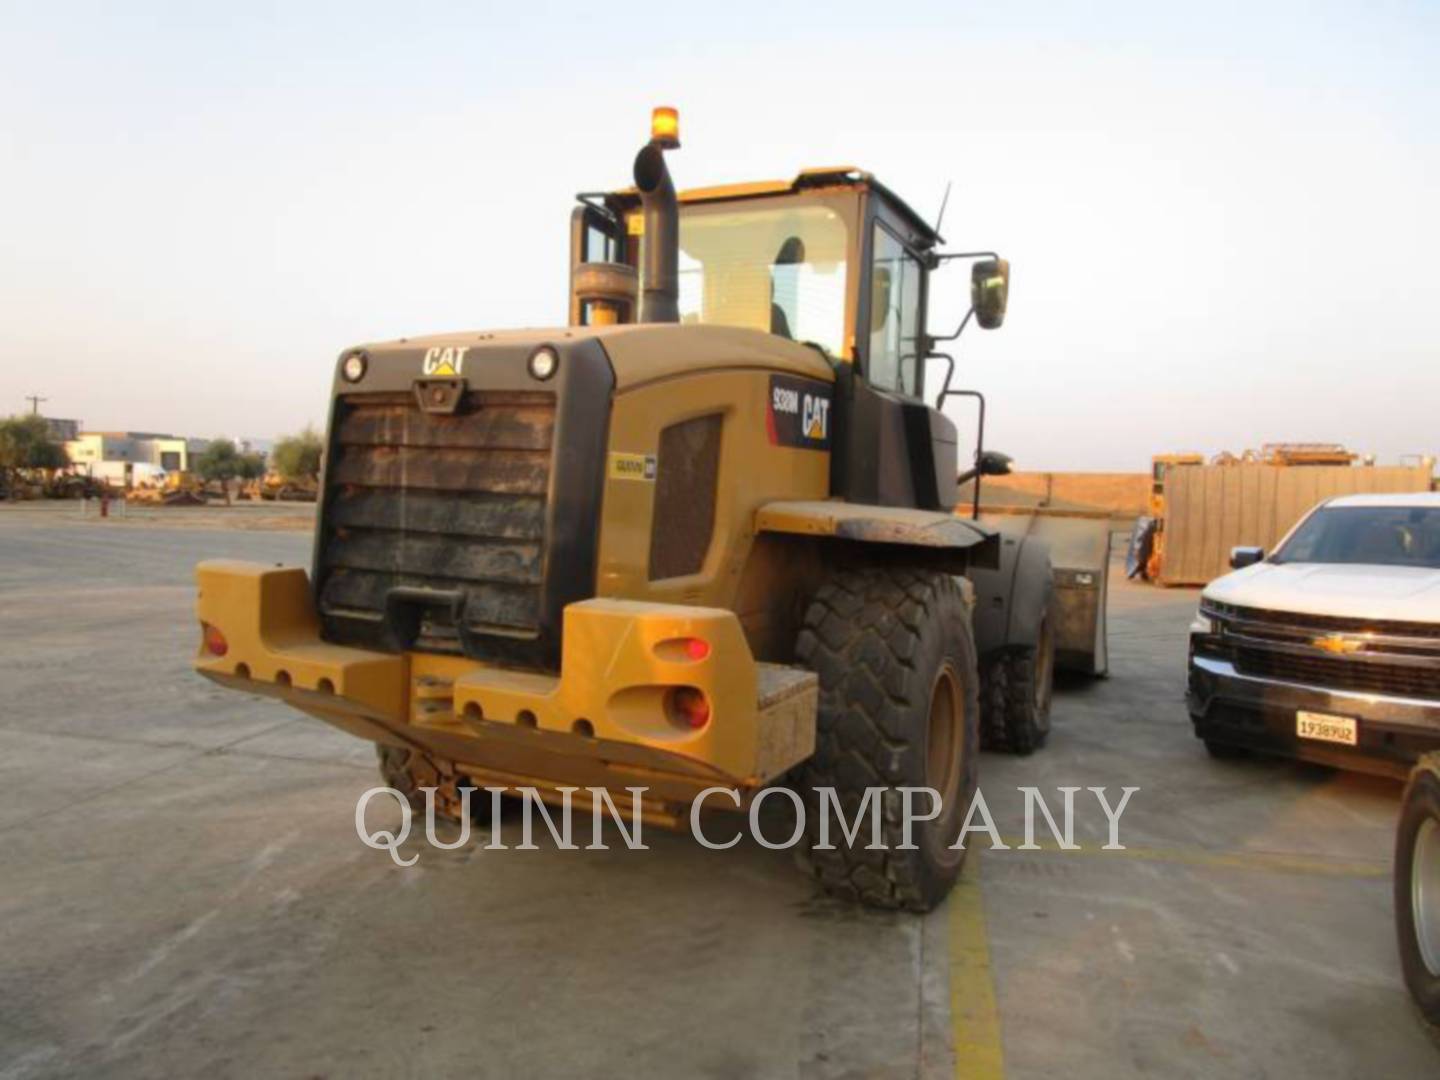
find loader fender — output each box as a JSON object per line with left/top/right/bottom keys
{"left": 967, "top": 532, "right": 1055, "bottom": 659}
{"left": 755, "top": 501, "right": 1000, "bottom": 571}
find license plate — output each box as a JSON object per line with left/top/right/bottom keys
{"left": 1296, "top": 711, "right": 1358, "bottom": 746}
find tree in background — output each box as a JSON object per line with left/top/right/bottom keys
{"left": 0, "top": 415, "right": 68, "bottom": 490}
{"left": 194, "top": 438, "right": 242, "bottom": 504}
{"left": 237, "top": 451, "right": 266, "bottom": 481}
{"left": 271, "top": 427, "right": 323, "bottom": 481}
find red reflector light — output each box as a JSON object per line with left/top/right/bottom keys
{"left": 670, "top": 687, "right": 710, "bottom": 730}
{"left": 202, "top": 623, "right": 228, "bottom": 657}
{"left": 684, "top": 638, "right": 711, "bottom": 661}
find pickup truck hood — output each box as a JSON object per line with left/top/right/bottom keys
{"left": 1204, "top": 563, "right": 1440, "bottom": 623}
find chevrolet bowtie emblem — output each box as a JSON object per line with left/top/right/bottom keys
{"left": 1313, "top": 633, "right": 1363, "bottom": 655}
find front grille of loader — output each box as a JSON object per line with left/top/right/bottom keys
{"left": 317, "top": 390, "right": 556, "bottom": 657}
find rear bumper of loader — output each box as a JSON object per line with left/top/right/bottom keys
{"left": 193, "top": 561, "right": 817, "bottom": 808}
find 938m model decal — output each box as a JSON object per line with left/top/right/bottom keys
{"left": 766, "top": 374, "right": 832, "bottom": 451}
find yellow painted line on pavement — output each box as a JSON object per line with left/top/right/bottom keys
{"left": 943, "top": 840, "right": 1382, "bottom": 1078}
{"left": 948, "top": 853, "right": 1005, "bottom": 1080}
{"left": 993, "top": 838, "right": 1387, "bottom": 879}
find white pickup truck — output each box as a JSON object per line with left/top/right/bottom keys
{"left": 1185, "top": 492, "right": 1440, "bottom": 1024}
{"left": 1186, "top": 492, "right": 1440, "bottom": 776}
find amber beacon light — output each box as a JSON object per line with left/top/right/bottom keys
{"left": 650, "top": 106, "right": 680, "bottom": 149}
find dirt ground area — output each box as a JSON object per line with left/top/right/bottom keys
{"left": 1, "top": 501, "right": 1437, "bottom": 1078}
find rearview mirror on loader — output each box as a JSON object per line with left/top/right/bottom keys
{"left": 971, "top": 258, "right": 1010, "bottom": 330}
{"left": 978, "top": 450, "right": 1013, "bottom": 477}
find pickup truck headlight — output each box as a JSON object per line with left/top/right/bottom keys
{"left": 1189, "top": 609, "right": 1216, "bottom": 635}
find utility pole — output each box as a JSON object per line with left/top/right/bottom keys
{"left": 25, "top": 394, "right": 47, "bottom": 415}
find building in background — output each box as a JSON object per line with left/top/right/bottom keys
{"left": 66, "top": 431, "right": 196, "bottom": 485}
{"left": 42, "top": 417, "right": 81, "bottom": 442}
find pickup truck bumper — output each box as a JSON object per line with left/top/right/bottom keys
{"left": 1188, "top": 653, "right": 1440, "bottom": 779}
{"left": 194, "top": 561, "right": 817, "bottom": 814}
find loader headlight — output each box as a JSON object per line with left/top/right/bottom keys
{"left": 528, "top": 346, "right": 559, "bottom": 381}
{"left": 342, "top": 352, "right": 367, "bottom": 383}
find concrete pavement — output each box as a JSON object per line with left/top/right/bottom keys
{"left": 1, "top": 502, "right": 1436, "bottom": 1078}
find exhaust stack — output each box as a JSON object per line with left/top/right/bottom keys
{"left": 633, "top": 125, "right": 680, "bottom": 323}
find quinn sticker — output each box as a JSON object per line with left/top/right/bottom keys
{"left": 609, "top": 453, "right": 657, "bottom": 481}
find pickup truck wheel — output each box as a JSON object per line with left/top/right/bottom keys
{"left": 1396, "top": 754, "right": 1440, "bottom": 1026}
{"left": 794, "top": 567, "right": 980, "bottom": 913}
{"left": 981, "top": 615, "right": 1055, "bottom": 755}
{"left": 1203, "top": 738, "right": 1249, "bottom": 760}
{"left": 376, "top": 744, "right": 492, "bottom": 824}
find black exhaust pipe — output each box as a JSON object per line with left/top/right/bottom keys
{"left": 633, "top": 143, "right": 679, "bottom": 323}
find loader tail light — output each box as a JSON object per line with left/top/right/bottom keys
{"left": 202, "top": 622, "right": 228, "bottom": 657}
{"left": 653, "top": 636, "right": 712, "bottom": 662}
{"left": 668, "top": 686, "right": 710, "bottom": 730}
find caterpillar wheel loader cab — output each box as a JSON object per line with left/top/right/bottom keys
{"left": 194, "top": 109, "right": 1056, "bottom": 911}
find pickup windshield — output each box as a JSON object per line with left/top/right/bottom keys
{"left": 1272, "top": 505, "right": 1440, "bottom": 569}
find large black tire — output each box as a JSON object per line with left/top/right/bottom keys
{"left": 794, "top": 567, "right": 981, "bottom": 912}
{"left": 1396, "top": 754, "right": 1440, "bottom": 1027}
{"left": 376, "top": 743, "right": 491, "bottom": 824}
{"left": 979, "top": 614, "right": 1055, "bottom": 755}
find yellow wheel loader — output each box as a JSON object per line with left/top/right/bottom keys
{"left": 131, "top": 470, "right": 207, "bottom": 506}
{"left": 245, "top": 471, "right": 319, "bottom": 502}
{"left": 194, "top": 110, "right": 1104, "bottom": 911}
{"left": 1126, "top": 452, "right": 1203, "bottom": 582}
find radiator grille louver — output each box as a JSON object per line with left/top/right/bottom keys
{"left": 317, "top": 390, "right": 556, "bottom": 654}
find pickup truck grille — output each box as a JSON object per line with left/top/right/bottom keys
{"left": 1203, "top": 601, "right": 1440, "bottom": 642}
{"left": 1200, "top": 600, "right": 1440, "bottom": 702}
{"left": 317, "top": 390, "right": 555, "bottom": 656}
{"left": 1234, "top": 647, "right": 1440, "bottom": 701}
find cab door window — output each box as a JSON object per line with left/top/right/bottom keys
{"left": 584, "top": 221, "right": 617, "bottom": 263}
{"left": 867, "top": 222, "right": 923, "bottom": 396}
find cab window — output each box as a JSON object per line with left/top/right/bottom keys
{"left": 584, "top": 223, "right": 617, "bottom": 263}
{"left": 671, "top": 202, "right": 850, "bottom": 358}
{"left": 867, "top": 222, "right": 923, "bottom": 396}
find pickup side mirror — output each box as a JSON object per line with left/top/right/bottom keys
{"left": 1229, "top": 546, "right": 1265, "bottom": 570}
{"left": 971, "top": 258, "right": 1010, "bottom": 330}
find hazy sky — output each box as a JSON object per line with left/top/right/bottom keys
{"left": 2, "top": 1, "right": 1436, "bottom": 470}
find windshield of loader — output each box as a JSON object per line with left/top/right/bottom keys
{"left": 672, "top": 203, "right": 849, "bottom": 357}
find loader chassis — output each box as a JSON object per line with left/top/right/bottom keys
{"left": 193, "top": 115, "right": 1080, "bottom": 911}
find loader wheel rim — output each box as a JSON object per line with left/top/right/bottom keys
{"left": 926, "top": 662, "right": 963, "bottom": 803}
{"left": 1414, "top": 816, "right": 1440, "bottom": 977}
